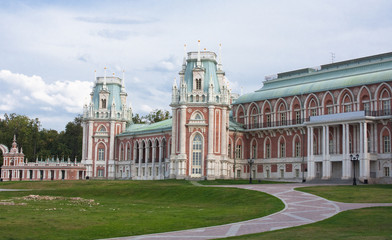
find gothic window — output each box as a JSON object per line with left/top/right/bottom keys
{"left": 250, "top": 107, "right": 258, "bottom": 128}
{"left": 192, "top": 134, "right": 202, "bottom": 175}
{"left": 127, "top": 145, "right": 131, "bottom": 160}
{"left": 196, "top": 79, "right": 202, "bottom": 90}
{"left": 342, "top": 94, "right": 352, "bottom": 113}
{"left": 363, "top": 102, "right": 370, "bottom": 112}
{"left": 266, "top": 143, "right": 271, "bottom": 158}
{"left": 194, "top": 113, "right": 202, "bottom": 120}
{"left": 101, "top": 99, "right": 107, "bottom": 109}
{"left": 99, "top": 126, "right": 106, "bottom": 132}
{"left": 295, "top": 110, "right": 301, "bottom": 124}
{"left": 98, "top": 148, "right": 105, "bottom": 161}
{"left": 252, "top": 143, "right": 257, "bottom": 159}
{"left": 326, "top": 100, "right": 334, "bottom": 115}
{"left": 383, "top": 135, "right": 391, "bottom": 153}
{"left": 228, "top": 143, "right": 232, "bottom": 158}
{"left": 120, "top": 145, "right": 124, "bottom": 161}
{"left": 280, "top": 142, "right": 286, "bottom": 158}
{"left": 266, "top": 114, "right": 271, "bottom": 127}
{"left": 308, "top": 99, "right": 318, "bottom": 117}
{"left": 235, "top": 143, "right": 242, "bottom": 159}
{"left": 278, "top": 103, "right": 286, "bottom": 126}
{"left": 382, "top": 100, "right": 391, "bottom": 115}
{"left": 295, "top": 141, "right": 301, "bottom": 157}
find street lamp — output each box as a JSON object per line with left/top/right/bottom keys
{"left": 248, "top": 158, "right": 254, "bottom": 184}
{"left": 350, "top": 154, "right": 359, "bottom": 186}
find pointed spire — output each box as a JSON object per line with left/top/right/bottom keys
{"left": 197, "top": 40, "right": 201, "bottom": 67}
{"left": 121, "top": 69, "right": 126, "bottom": 92}
{"left": 94, "top": 70, "right": 97, "bottom": 83}
{"left": 218, "top": 43, "right": 223, "bottom": 71}
{"left": 103, "top": 67, "right": 107, "bottom": 90}
{"left": 173, "top": 77, "right": 177, "bottom": 88}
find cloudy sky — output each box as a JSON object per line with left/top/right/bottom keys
{"left": 1, "top": 0, "right": 392, "bottom": 131}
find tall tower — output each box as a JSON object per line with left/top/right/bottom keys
{"left": 82, "top": 70, "right": 132, "bottom": 179}
{"left": 170, "top": 43, "right": 231, "bottom": 180}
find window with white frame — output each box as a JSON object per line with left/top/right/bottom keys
{"left": 252, "top": 144, "right": 257, "bottom": 159}
{"left": 97, "top": 169, "right": 104, "bottom": 177}
{"left": 363, "top": 101, "right": 370, "bottom": 112}
{"left": 384, "top": 167, "right": 390, "bottom": 177}
{"left": 236, "top": 144, "right": 242, "bottom": 159}
{"left": 98, "top": 148, "right": 105, "bottom": 161}
{"left": 383, "top": 100, "right": 391, "bottom": 115}
{"left": 266, "top": 143, "right": 271, "bottom": 158}
{"left": 192, "top": 134, "right": 202, "bottom": 175}
{"left": 295, "top": 141, "right": 301, "bottom": 157}
{"left": 280, "top": 142, "right": 286, "bottom": 158}
{"left": 329, "top": 139, "right": 334, "bottom": 154}
{"left": 295, "top": 110, "right": 301, "bottom": 124}
{"left": 383, "top": 135, "right": 391, "bottom": 153}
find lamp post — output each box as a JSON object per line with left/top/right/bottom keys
{"left": 350, "top": 154, "right": 359, "bottom": 186}
{"left": 248, "top": 158, "right": 254, "bottom": 184}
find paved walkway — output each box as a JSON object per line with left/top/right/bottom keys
{"left": 105, "top": 184, "right": 392, "bottom": 240}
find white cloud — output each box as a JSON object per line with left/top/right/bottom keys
{"left": 0, "top": 69, "right": 92, "bottom": 114}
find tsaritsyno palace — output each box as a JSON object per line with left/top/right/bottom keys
{"left": 2, "top": 47, "right": 392, "bottom": 183}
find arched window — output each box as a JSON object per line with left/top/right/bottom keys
{"left": 264, "top": 138, "right": 271, "bottom": 158}
{"left": 279, "top": 140, "right": 286, "bottom": 158}
{"left": 251, "top": 140, "right": 257, "bottom": 159}
{"left": 294, "top": 139, "right": 301, "bottom": 157}
{"left": 99, "top": 126, "right": 106, "bottom": 132}
{"left": 250, "top": 107, "right": 258, "bottom": 128}
{"left": 98, "top": 148, "right": 105, "bottom": 161}
{"left": 308, "top": 99, "right": 318, "bottom": 117}
{"left": 194, "top": 113, "right": 203, "bottom": 120}
{"left": 342, "top": 94, "right": 352, "bottom": 113}
{"left": 101, "top": 99, "right": 106, "bottom": 109}
{"left": 278, "top": 103, "right": 287, "bottom": 126}
{"left": 382, "top": 129, "right": 391, "bottom": 153}
{"left": 380, "top": 89, "right": 391, "bottom": 115}
{"left": 196, "top": 79, "right": 202, "bottom": 90}
{"left": 127, "top": 144, "right": 131, "bottom": 160}
{"left": 235, "top": 140, "right": 243, "bottom": 159}
{"left": 192, "top": 134, "right": 203, "bottom": 176}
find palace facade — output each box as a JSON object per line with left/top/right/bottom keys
{"left": 2, "top": 49, "right": 392, "bottom": 183}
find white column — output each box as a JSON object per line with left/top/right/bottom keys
{"left": 138, "top": 146, "right": 142, "bottom": 179}
{"left": 207, "top": 106, "right": 215, "bottom": 179}
{"left": 158, "top": 143, "right": 163, "bottom": 179}
{"left": 221, "top": 107, "right": 227, "bottom": 159}
{"left": 152, "top": 146, "right": 156, "bottom": 179}
{"left": 360, "top": 122, "right": 370, "bottom": 180}
{"left": 177, "top": 105, "right": 187, "bottom": 179}
{"left": 322, "top": 125, "right": 331, "bottom": 179}
{"left": 145, "top": 145, "right": 149, "bottom": 179}
{"left": 170, "top": 107, "right": 177, "bottom": 178}
{"left": 307, "top": 126, "right": 315, "bottom": 180}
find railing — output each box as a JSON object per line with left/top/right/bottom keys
{"left": 243, "top": 118, "right": 309, "bottom": 130}
{"left": 364, "top": 109, "right": 392, "bottom": 117}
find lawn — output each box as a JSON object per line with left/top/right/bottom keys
{"left": 219, "top": 185, "right": 392, "bottom": 240}
{"left": 0, "top": 180, "right": 284, "bottom": 240}
{"left": 197, "top": 179, "right": 289, "bottom": 185}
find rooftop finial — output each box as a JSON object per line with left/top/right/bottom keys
{"left": 94, "top": 70, "right": 97, "bottom": 82}
{"left": 121, "top": 69, "right": 126, "bottom": 92}
{"left": 103, "top": 67, "right": 107, "bottom": 90}
{"left": 173, "top": 77, "right": 177, "bottom": 88}
{"left": 197, "top": 40, "right": 201, "bottom": 67}
{"left": 218, "top": 43, "right": 223, "bottom": 71}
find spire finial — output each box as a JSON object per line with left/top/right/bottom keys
{"left": 94, "top": 70, "right": 97, "bottom": 82}
{"left": 173, "top": 77, "right": 177, "bottom": 87}
{"left": 103, "top": 67, "right": 107, "bottom": 90}
{"left": 219, "top": 43, "right": 222, "bottom": 64}
{"left": 197, "top": 40, "right": 201, "bottom": 67}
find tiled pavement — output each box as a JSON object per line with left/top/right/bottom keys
{"left": 104, "top": 184, "right": 392, "bottom": 240}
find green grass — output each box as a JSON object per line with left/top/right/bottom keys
{"left": 220, "top": 207, "right": 392, "bottom": 240}
{"left": 296, "top": 184, "right": 392, "bottom": 203}
{"left": 197, "top": 179, "right": 289, "bottom": 185}
{"left": 218, "top": 185, "right": 392, "bottom": 239}
{"left": 0, "top": 180, "right": 284, "bottom": 240}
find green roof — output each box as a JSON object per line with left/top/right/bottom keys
{"left": 119, "top": 119, "right": 172, "bottom": 136}
{"left": 235, "top": 52, "right": 392, "bottom": 104}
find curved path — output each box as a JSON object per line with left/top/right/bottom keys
{"left": 105, "top": 184, "right": 392, "bottom": 240}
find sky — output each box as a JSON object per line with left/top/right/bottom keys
{"left": 1, "top": 0, "right": 392, "bottom": 131}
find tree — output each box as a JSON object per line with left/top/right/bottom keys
{"left": 144, "top": 109, "right": 171, "bottom": 123}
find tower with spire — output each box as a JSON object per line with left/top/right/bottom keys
{"left": 170, "top": 42, "right": 231, "bottom": 180}
{"left": 82, "top": 68, "right": 133, "bottom": 179}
